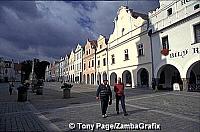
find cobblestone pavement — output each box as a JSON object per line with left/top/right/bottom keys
{"left": 0, "top": 83, "right": 60, "bottom": 132}
{"left": 0, "top": 82, "right": 200, "bottom": 132}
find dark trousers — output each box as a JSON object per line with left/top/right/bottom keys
{"left": 116, "top": 95, "right": 126, "bottom": 113}
{"left": 9, "top": 88, "right": 13, "bottom": 95}
{"left": 100, "top": 98, "right": 109, "bottom": 115}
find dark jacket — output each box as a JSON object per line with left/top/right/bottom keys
{"left": 96, "top": 84, "right": 112, "bottom": 100}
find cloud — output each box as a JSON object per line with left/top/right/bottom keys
{"left": 0, "top": 1, "right": 159, "bottom": 62}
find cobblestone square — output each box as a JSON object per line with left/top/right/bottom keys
{"left": 0, "top": 82, "right": 199, "bottom": 132}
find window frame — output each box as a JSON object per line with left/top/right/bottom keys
{"left": 111, "top": 54, "right": 115, "bottom": 64}
{"left": 124, "top": 49, "right": 129, "bottom": 60}
{"left": 103, "top": 58, "right": 106, "bottom": 66}
{"left": 193, "top": 23, "right": 200, "bottom": 43}
{"left": 137, "top": 44, "right": 144, "bottom": 56}
{"left": 167, "top": 8, "right": 172, "bottom": 16}
{"left": 161, "top": 36, "right": 169, "bottom": 49}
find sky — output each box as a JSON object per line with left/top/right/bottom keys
{"left": 0, "top": 1, "right": 159, "bottom": 62}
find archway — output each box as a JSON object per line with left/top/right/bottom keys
{"left": 87, "top": 74, "right": 90, "bottom": 84}
{"left": 103, "top": 72, "right": 107, "bottom": 81}
{"left": 157, "top": 64, "right": 182, "bottom": 90}
{"left": 91, "top": 73, "right": 94, "bottom": 84}
{"left": 83, "top": 74, "right": 86, "bottom": 84}
{"left": 186, "top": 61, "right": 200, "bottom": 91}
{"left": 137, "top": 68, "right": 149, "bottom": 87}
{"left": 110, "top": 72, "right": 117, "bottom": 86}
{"left": 122, "top": 70, "right": 132, "bottom": 87}
{"left": 97, "top": 72, "right": 101, "bottom": 85}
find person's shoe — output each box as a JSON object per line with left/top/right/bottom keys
{"left": 117, "top": 111, "right": 119, "bottom": 115}
{"left": 102, "top": 115, "right": 105, "bottom": 118}
{"left": 124, "top": 113, "right": 128, "bottom": 116}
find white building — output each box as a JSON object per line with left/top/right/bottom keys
{"left": 63, "top": 53, "right": 69, "bottom": 82}
{"left": 68, "top": 50, "right": 75, "bottom": 83}
{"left": 148, "top": 0, "right": 200, "bottom": 90}
{"left": 45, "top": 64, "right": 51, "bottom": 81}
{"left": 74, "top": 44, "right": 83, "bottom": 83}
{"left": 108, "top": 6, "right": 152, "bottom": 88}
{"left": 59, "top": 57, "right": 65, "bottom": 82}
{"left": 3, "top": 60, "right": 15, "bottom": 82}
{"left": 96, "top": 35, "right": 108, "bottom": 85}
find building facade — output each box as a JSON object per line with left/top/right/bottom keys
{"left": 82, "top": 39, "right": 97, "bottom": 84}
{"left": 59, "top": 57, "right": 65, "bottom": 82}
{"left": 63, "top": 53, "right": 69, "bottom": 82}
{"left": 148, "top": 0, "right": 200, "bottom": 90}
{"left": 68, "top": 50, "right": 75, "bottom": 83}
{"left": 108, "top": 6, "right": 152, "bottom": 88}
{"left": 74, "top": 44, "right": 83, "bottom": 83}
{"left": 96, "top": 35, "right": 108, "bottom": 85}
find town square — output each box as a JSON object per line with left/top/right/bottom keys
{"left": 0, "top": 0, "right": 200, "bottom": 132}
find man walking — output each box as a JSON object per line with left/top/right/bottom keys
{"left": 114, "top": 77, "right": 128, "bottom": 116}
{"left": 96, "top": 79, "right": 112, "bottom": 118}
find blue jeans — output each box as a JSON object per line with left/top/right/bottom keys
{"left": 116, "top": 95, "right": 127, "bottom": 113}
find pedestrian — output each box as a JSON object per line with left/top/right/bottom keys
{"left": 114, "top": 77, "right": 128, "bottom": 116}
{"left": 8, "top": 82, "right": 14, "bottom": 95}
{"left": 96, "top": 79, "right": 112, "bottom": 118}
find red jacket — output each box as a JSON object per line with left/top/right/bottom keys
{"left": 114, "top": 83, "right": 124, "bottom": 96}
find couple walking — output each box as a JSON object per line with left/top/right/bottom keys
{"left": 96, "top": 77, "right": 128, "bottom": 118}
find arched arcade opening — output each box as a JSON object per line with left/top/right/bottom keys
{"left": 157, "top": 64, "right": 182, "bottom": 90}
{"left": 122, "top": 70, "right": 132, "bottom": 87}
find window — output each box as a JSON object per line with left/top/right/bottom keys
{"left": 137, "top": 44, "right": 144, "bottom": 56}
{"left": 80, "top": 63, "right": 81, "bottom": 69}
{"left": 167, "top": 8, "right": 172, "bottom": 16}
{"left": 194, "top": 23, "right": 200, "bottom": 43}
{"left": 194, "top": 4, "right": 199, "bottom": 10}
{"left": 89, "top": 49, "right": 90, "bottom": 54}
{"left": 124, "top": 49, "right": 129, "bottom": 60}
{"left": 100, "top": 45, "right": 102, "bottom": 49}
{"left": 92, "top": 60, "right": 94, "bottom": 67}
{"left": 89, "top": 61, "right": 90, "bottom": 68}
{"left": 111, "top": 54, "right": 115, "bottom": 64}
{"left": 73, "top": 65, "right": 74, "bottom": 70}
{"left": 103, "top": 58, "right": 106, "bottom": 66}
{"left": 98, "top": 60, "right": 100, "bottom": 67}
{"left": 122, "top": 28, "right": 125, "bottom": 36}
{"left": 162, "top": 36, "right": 169, "bottom": 49}
{"left": 86, "top": 51, "right": 88, "bottom": 55}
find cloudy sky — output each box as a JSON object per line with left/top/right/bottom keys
{"left": 0, "top": 1, "right": 159, "bottom": 62}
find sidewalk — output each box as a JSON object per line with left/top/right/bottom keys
{"left": 0, "top": 83, "right": 60, "bottom": 131}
